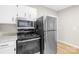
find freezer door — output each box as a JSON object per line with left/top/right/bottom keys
{"left": 45, "top": 16, "right": 56, "bottom": 31}
{"left": 44, "top": 31, "right": 57, "bottom": 54}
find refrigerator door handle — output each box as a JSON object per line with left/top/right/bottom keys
{"left": 44, "top": 32, "right": 48, "bottom": 42}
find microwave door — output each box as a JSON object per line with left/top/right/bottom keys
{"left": 17, "top": 20, "right": 34, "bottom": 29}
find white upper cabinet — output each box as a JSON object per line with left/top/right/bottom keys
{"left": 17, "top": 5, "right": 26, "bottom": 18}
{"left": 0, "top": 5, "right": 37, "bottom": 24}
{"left": 17, "top": 5, "right": 37, "bottom": 21}
{"left": 0, "top": 5, "right": 17, "bottom": 24}
{"left": 27, "top": 6, "right": 37, "bottom": 21}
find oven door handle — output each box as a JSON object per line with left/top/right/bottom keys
{"left": 18, "top": 37, "right": 40, "bottom": 43}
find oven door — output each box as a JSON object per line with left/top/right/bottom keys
{"left": 16, "top": 38, "right": 40, "bottom": 54}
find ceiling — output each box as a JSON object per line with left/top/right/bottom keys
{"left": 44, "top": 5, "right": 72, "bottom": 11}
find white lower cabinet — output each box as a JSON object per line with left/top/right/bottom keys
{"left": 0, "top": 46, "right": 15, "bottom": 54}
{"left": 0, "top": 41, "right": 16, "bottom": 54}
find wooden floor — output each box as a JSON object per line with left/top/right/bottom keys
{"left": 57, "top": 41, "right": 79, "bottom": 54}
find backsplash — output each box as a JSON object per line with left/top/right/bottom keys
{"left": 0, "top": 24, "right": 17, "bottom": 36}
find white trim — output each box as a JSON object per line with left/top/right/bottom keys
{"left": 57, "top": 40, "right": 79, "bottom": 49}
{"left": 46, "top": 15, "right": 58, "bottom": 18}
{"left": 34, "top": 52, "right": 40, "bottom": 54}
{"left": 18, "top": 37, "right": 40, "bottom": 43}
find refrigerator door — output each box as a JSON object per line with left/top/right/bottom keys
{"left": 36, "top": 16, "right": 44, "bottom": 54}
{"left": 45, "top": 16, "right": 56, "bottom": 31}
{"left": 44, "top": 31, "right": 57, "bottom": 54}
{"left": 36, "top": 16, "right": 57, "bottom": 54}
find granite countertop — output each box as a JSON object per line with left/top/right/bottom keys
{"left": 0, "top": 36, "right": 17, "bottom": 44}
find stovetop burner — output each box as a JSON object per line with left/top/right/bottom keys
{"left": 17, "top": 33, "right": 40, "bottom": 40}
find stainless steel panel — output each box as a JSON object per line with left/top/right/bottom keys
{"left": 17, "top": 39, "right": 40, "bottom": 54}
{"left": 43, "top": 17, "right": 47, "bottom": 31}
{"left": 36, "top": 16, "right": 44, "bottom": 54}
{"left": 44, "top": 31, "right": 57, "bottom": 54}
{"left": 46, "top": 16, "right": 56, "bottom": 31}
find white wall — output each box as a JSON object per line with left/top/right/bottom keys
{"left": 58, "top": 6, "right": 79, "bottom": 46}
{"left": 28, "top": 5, "right": 57, "bottom": 17}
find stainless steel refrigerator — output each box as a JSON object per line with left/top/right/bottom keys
{"left": 36, "top": 16, "right": 57, "bottom": 54}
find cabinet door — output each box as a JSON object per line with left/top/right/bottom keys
{"left": 17, "top": 5, "right": 37, "bottom": 21}
{"left": 17, "top": 5, "right": 26, "bottom": 18}
{"left": 0, "top": 41, "right": 16, "bottom": 54}
{"left": 0, "top": 5, "right": 17, "bottom": 24}
{"left": 0, "top": 46, "right": 15, "bottom": 54}
{"left": 27, "top": 7, "right": 37, "bottom": 21}
{"left": 24, "top": 6, "right": 37, "bottom": 21}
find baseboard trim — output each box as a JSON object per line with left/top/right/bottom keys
{"left": 57, "top": 40, "right": 79, "bottom": 49}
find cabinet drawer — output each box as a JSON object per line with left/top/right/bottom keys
{"left": 0, "top": 41, "right": 16, "bottom": 54}
{"left": 0, "top": 46, "right": 16, "bottom": 54}
{"left": 0, "top": 41, "right": 16, "bottom": 49}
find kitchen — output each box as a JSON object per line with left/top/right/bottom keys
{"left": 0, "top": 5, "right": 57, "bottom": 54}
{"left": 0, "top": 5, "right": 79, "bottom": 54}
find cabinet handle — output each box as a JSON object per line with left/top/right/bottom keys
{"left": 16, "top": 13, "right": 18, "bottom": 17}
{"left": 24, "top": 13, "right": 26, "bottom": 17}
{"left": 16, "top": 5, "right": 18, "bottom": 8}
{"left": 14, "top": 48, "right": 16, "bottom": 51}
{"left": 0, "top": 44, "right": 8, "bottom": 47}
{"left": 12, "top": 17, "right": 14, "bottom": 21}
